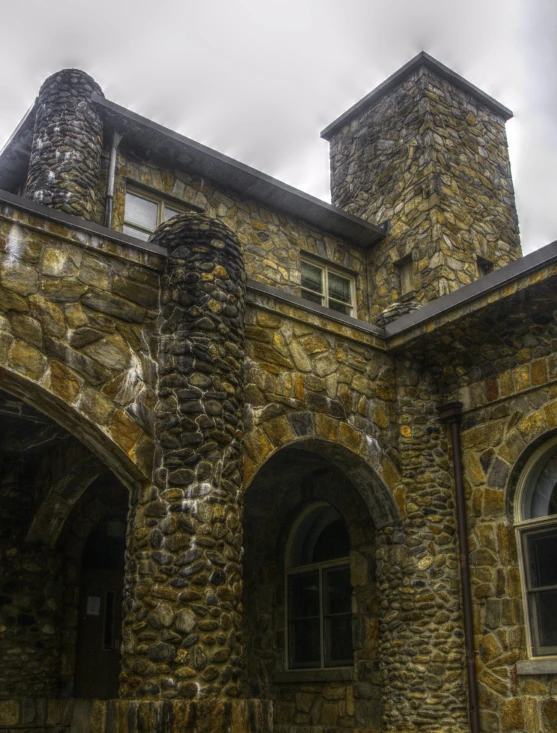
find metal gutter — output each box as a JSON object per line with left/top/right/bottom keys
{"left": 438, "top": 402, "right": 480, "bottom": 733}
{"left": 321, "top": 51, "right": 513, "bottom": 141}
{"left": 385, "top": 240, "right": 557, "bottom": 340}
{"left": 91, "top": 94, "right": 387, "bottom": 250}
{"left": 0, "top": 189, "right": 168, "bottom": 258}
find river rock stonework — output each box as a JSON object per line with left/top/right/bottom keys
{"left": 0, "top": 55, "right": 556, "bottom": 733}
{"left": 120, "top": 214, "right": 246, "bottom": 700}
{"left": 25, "top": 69, "right": 104, "bottom": 220}
{"left": 325, "top": 61, "right": 522, "bottom": 320}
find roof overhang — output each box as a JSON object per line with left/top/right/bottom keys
{"left": 91, "top": 94, "right": 386, "bottom": 249}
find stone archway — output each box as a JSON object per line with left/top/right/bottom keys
{"left": 242, "top": 439, "right": 400, "bottom": 731}
{"left": 0, "top": 383, "right": 132, "bottom": 701}
{"left": 244, "top": 421, "right": 402, "bottom": 530}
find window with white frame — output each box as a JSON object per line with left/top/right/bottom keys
{"left": 300, "top": 258, "right": 355, "bottom": 317}
{"left": 123, "top": 189, "right": 185, "bottom": 241}
{"left": 515, "top": 435, "right": 557, "bottom": 656}
{"left": 286, "top": 503, "right": 353, "bottom": 669}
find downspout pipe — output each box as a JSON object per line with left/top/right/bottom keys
{"left": 104, "top": 130, "right": 123, "bottom": 228}
{"left": 438, "top": 401, "right": 480, "bottom": 733}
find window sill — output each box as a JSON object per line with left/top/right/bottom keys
{"left": 516, "top": 658, "right": 557, "bottom": 675}
{"left": 274, "top": 668, "right": 353, "bottom": 684}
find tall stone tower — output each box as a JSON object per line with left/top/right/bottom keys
{"left": 322, "top": 52, "right": 521, "bottom": 322}
{"left": 25, "top": 69, "right": 104, "bottom": 221}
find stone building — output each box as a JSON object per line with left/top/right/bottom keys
{"left": 0, "top": 51, "right": 555, "bottom": 733}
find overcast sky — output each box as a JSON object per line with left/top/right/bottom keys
{"left": 1, "top": 0, "right": 556, "bottom": 254}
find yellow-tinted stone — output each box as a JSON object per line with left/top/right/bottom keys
{"left": 10, "top": 340, "right": 45, "bottom": 380}
{"left": 315, "top": 413, "right": 339, "bottom": 442}
{"left": 109, "top": 409, "right": 142, "bottom": 454}
{"left": 47, "top": 360, "right": 82, "bottom": 403}
{"left": 517, "top": 411, "right": 545, "bottom": 443}
{"left": 339, "top": 422, "right": 363, "bottom": 453}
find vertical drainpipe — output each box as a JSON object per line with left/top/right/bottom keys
{"left": 104, "top": 130, "right": 123, "bottom": 228}
{"left": 438, "top": 401, "right": 480, "bottom": 733}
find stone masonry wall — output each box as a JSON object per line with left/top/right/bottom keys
{"left": 327, "top": 64, "right": 521, "bottom": 319}
{"left": 391, "top": 274, "right": 557, "bottom": 733}
{"left": 120, "top": 215, "right": 246, "bottom": 700}
{"left": 109, "top": 147, "right": 373, "bottom": 321}
{"left": 25, "top": 70, "right": 104, "bottom": 221}
{"left": 376, "top": 358, "right": 468, "bottom": 732}
{"left": 0, "top": 450, "right": 64, "bottom": 699}
{"left": 0, "top": 204, "right": 160, "bottom": 485}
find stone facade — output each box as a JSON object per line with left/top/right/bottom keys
{"left": 324, "top": 57, "right": 521, "bottom": 320}
{"left": 0, "top": 54, "right": 556, "bottom": 733}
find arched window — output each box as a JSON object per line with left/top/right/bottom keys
{"left": 515, "top": 435, "right": 557, "bottom": 657}
{"left": 285, "top": 502, "right": 352, "bottom": 669}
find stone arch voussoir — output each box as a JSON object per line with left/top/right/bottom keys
{"left": 0, "top": 365, "right": 149, "bottom": 497}
{"left": 243, "top": 410, "right": 402, "bottom": 529}
{"left": 478, "top": 400, "right": 557, "bottom": 518}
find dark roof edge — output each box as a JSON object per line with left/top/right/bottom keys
{"left": 0, "top": 102, "right": 36, "bottom": 158}
{"left": 0, "top": 189, "right": 168, "bottom": 258}
{"left": 385, "top": 240, "right": 557, "bottom": 339}
{"left": 92, "top": 94, "right": 386, "bottom": 249}
{"left": 321, "top": 51, "right": 513, "bottom": 141}
{"left": 247, "top": 278, "right": 385, "bottom": 338}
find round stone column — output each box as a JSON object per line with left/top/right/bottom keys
{"left": 25, "top": 69, "right": 104, "bottom": 220}
{"left": 121, "top": 214, "right": 246, "bottom": 700}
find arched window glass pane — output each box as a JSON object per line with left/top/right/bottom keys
{"left": 522, "top": 444, "right": 557, "bottom": 519}
{"left": 289, "top": 505, "right": 350, "bottom": 567}
{"left": 287, "top": 503, "right": 352, "bottom": 669}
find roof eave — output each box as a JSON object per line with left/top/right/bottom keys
{"left": 92, "top": 94, "right": 386, "bottom": 249}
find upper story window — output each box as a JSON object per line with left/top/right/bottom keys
{"left": 395, "top": 256, "right": 415, "bottom": 297}
{"left": 286, "top": 503, "right": 352, "bottom": 670}
{"left": 515, "top": 436, "right": 557, "bottom": 656}
{"left": 301, "top": 258, "right": 355, "bottom": 317}
{"left": 123, "top": 189, "right": 185, "bottom": 241}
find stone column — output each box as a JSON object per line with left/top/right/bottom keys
{"left": 25, "top": 69, "right": 104, "bottom": 221}
{"left": 121, "top": 214, "right": 246, "bottom": 701}
{"left": 376, "top": 359, "right": 469, "bottom": 733}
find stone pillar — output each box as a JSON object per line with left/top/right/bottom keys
{"left": 376, "top": 359, "right": 468, "bottom": 733}
{"left": 25, "top": 69, "right": 104, "bottom": 221}
{"left": 121, "top": 214, "right": 246, "bottom": 701}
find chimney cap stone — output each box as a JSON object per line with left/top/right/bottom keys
{"left": 320, "top": 51, "right": 513, "bottom": 141}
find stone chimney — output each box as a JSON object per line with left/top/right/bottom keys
{"left": 322, "top": 52, "right": 521, "bottom": 321}
{"left": 25, "top": 69, "right": 104, "bottom": 221}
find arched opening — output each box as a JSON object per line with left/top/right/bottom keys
{"left": 0, "top": 386, "right": 129, "bottom": 700}
{"left": 243, "top": 441, "right": 389, "bottom": 731}
{"left": 67, "top": 477, "right": 128, "bottom": 699}
{"left": 513, "top": 433, "right": 557, "bottom": 657}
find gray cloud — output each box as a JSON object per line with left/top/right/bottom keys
{"left": 1, "top": 0, "right": 555, "bottom": 253}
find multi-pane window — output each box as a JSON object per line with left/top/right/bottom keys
{"left": 123, "top": 189, "right": 184, "bottom": 241}
{"left": 300, "top": 258, "right": 355, "bottom": 316}
{"left": 516, "top": 437, "right": 557, "bottom": 656}
{"left": 286, "top": 503, "right": 352, "bottom": 669}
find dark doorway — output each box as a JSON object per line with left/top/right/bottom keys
{"left": 74, "top": 508, "right": 126, "bottom": 699}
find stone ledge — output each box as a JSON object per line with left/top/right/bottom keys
{"left": 274, "top": 668, "right": 353, "bottom": 683}
{"left": 0, "top": 699, "right": 273, "bottom": 732}
{"left": 516, "top": 658, "right": 557, "bottom": 675}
